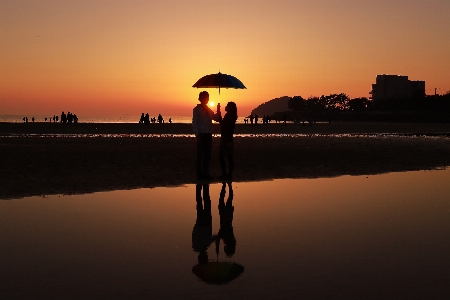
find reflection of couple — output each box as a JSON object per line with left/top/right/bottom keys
{"left": 192, "top": 182, "right": 235, "bottom": 264}
{"left": 192, "top": 91, "right": 237, "bottom": 180}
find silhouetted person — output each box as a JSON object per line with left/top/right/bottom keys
{"left": 192, "top": 91, "right": 221, "bottom": 180}
{"left": 169, "top": 118, "right": 172, "bottom": 123}
{"left": 67, "top": 112, "right": 73, "bottom": 124}
{"left": 139, "top": 113, "right": 145, "bottom": 124}
{"left": 144, "top": 113, "right": 150, "bottom": 125}
{"left": 192, "top": 184, "right": 217, "bottom": 264}
{"left": 249, "top": 114, "right": 254, "bottom": 125}
{"left": 61, "top": 111, "right": 67, "bottom": 124}
{"left": 158, "top": 114, "right": 164, "bottom": 124}
{"left": 216, "top": 182, "right": 236, "bottom": 258}
{"left": 218, "top": 102, "right": 237, "bottom": 180}
{"left": 254, "top": 114, "right": 258, "bottom": 125}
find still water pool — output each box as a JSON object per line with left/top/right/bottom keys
{"left": 1, "top": 170, "right": 449, "bottom": 299}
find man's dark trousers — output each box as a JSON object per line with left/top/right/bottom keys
{"left": 196, "top": 133, "right": 212, "bottom": 178}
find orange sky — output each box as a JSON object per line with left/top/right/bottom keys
{"left": 1, "top": 0, "right": 449, "bottom": 117}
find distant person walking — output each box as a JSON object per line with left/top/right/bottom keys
{"left": 67, "top": 112, "right": 73, "bottom": 124}
{"left": 218, "top": 102, "right": 237, "bottom": 180}
{"left": 61, "top": 111, "right": 67, "bottom": 124}
{"left": 192, "top": 91, "right": 221, "bottom": 180}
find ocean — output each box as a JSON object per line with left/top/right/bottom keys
{"left": 0, "top": 115, "right": 248, "bottom": 124}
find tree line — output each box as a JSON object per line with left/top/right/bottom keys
{"left": 288, "top": 92, "right": 450, "bottom": 113}
{"left": 278, "top": 92, "right": 450, "bottom": 122}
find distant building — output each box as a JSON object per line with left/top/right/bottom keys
{"left": 371, "top": 74, "right": 425, "bottom": 101}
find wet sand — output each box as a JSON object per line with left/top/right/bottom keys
{"left": 2, "top": 121, "right": 450, "bottom": 135}
{"left": 1, "top": 122, "right": 450, "bottom": 199}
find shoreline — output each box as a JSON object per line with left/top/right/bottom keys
{"left": 2, "top": 121, "right": 450, "bottom": 135}
{"left": 2, "top": 122, "right": 450, "bottom": 200}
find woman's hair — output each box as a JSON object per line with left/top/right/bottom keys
{"left": 226, "top": 102, "right": 238, "bottom": 121}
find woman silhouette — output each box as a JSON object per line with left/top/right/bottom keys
{"left": 218, "top": 102, "right": 238, "bottom": 180}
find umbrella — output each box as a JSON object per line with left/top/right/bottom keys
{"left": 192, "top": 72, "right": 246, "bottom": 103}
{"left": 192, "top": 261, "right": 244, "bottom": 285}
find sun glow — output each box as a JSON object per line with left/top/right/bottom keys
{"left": 209, "top": 101, "right": 215, "bottom": 107}
{"left": 1, "top": 1, "right": 449, "bottom": 117}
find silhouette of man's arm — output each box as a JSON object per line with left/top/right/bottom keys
{"left": 192, "top": 107, "right": 199, "bottom": 136}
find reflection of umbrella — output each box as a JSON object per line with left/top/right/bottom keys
{"left": 192, "top": 261, "right": 244, "bottom": 285}
{"left": 193, "top": 72, "right": 246, "bottom": 102}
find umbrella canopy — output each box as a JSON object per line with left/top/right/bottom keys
{"left": 192, "top": 72, "right": 246, "bottom": 91}
{"left": 192, "top": 261, "right": 244, "bottom": 285}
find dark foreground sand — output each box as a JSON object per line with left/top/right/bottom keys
{"left": 1, "top": 122, "right": 450, "bottom": 199}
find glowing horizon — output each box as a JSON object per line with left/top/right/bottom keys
{"left": 1, "top": 0, "right": 449, "bottom": 117}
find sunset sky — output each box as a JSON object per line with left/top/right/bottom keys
{"left": 1, "top": 0, "right": 449, "bottom": 117}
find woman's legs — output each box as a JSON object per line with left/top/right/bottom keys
{"left": 219, "top": 141, "right": 234, "bottom": 178}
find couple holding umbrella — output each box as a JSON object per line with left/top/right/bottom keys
{"left": 192, "top": 72, "right": 246, "bottom": 180}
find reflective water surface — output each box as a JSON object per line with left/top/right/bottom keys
{"left": 2, "top": 133, "right": 450, "bottom": 138}
{"left": 1, "top": 170, "right": 449, "bottom": 299}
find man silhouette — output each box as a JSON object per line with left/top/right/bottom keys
{"left": 192, "top": 91, "right": 221, "bottom": 180}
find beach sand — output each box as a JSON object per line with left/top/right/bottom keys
{"left": 1, "top": 122, "right": 450, "bottom": 199}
